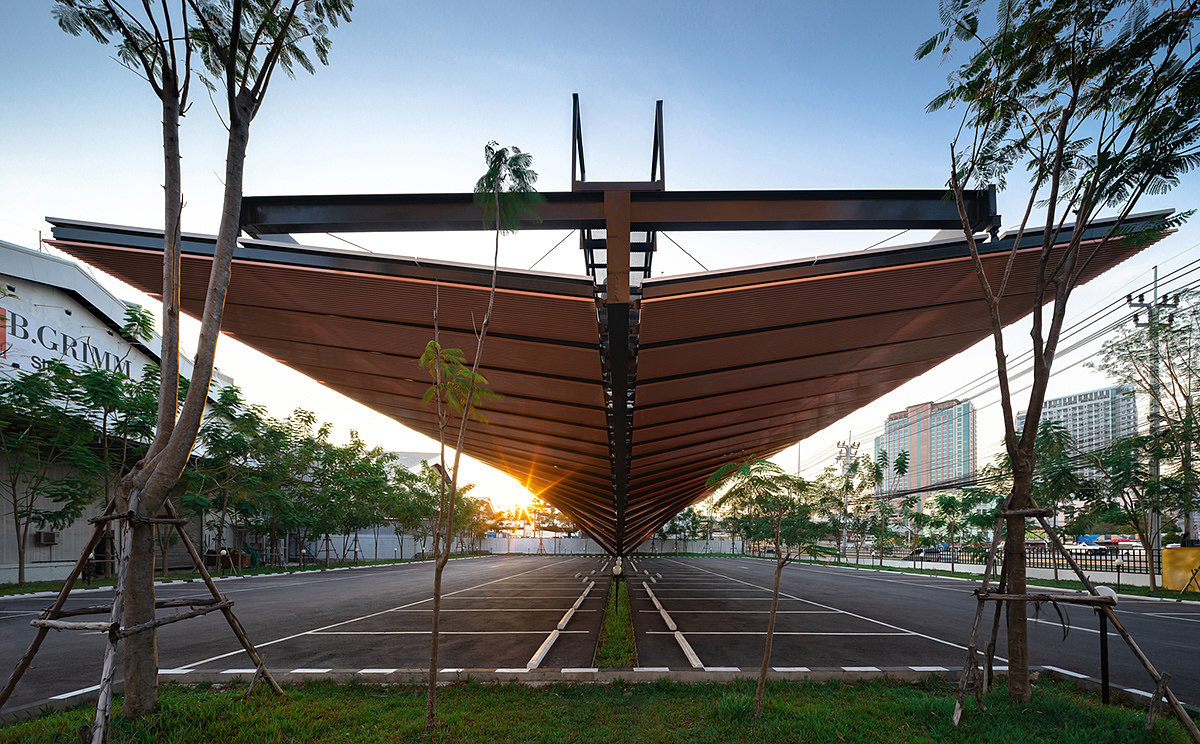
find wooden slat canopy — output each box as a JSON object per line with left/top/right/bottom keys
{"left": 47, "top": 211, "right": 1165, "bottom": 554}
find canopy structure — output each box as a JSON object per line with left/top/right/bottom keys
{"left": 46, "top": 210, "right": 1164, "bottom": 555}
{"left": 43, "top": 99, "right": 1167, "bottom": 556}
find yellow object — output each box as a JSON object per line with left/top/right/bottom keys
{"left": 1161, "top": 547, "right": 1200, "bottom": 592}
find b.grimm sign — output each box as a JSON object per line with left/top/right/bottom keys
{"left": 1, "top": 300, "right": 140, "bottom": 377}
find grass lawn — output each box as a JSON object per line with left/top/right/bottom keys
{"left": 594, "top": 579, "right": 637, "bottom": 668}
{"left": 0, "top": 678, "right": 1191, "bottom": 743}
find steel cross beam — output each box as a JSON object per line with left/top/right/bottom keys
{"left": 240, "top": 188, "right": 999, "bottom": 236}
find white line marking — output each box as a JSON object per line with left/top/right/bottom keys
{"left": 1028, "top": 617, "right": 1117, "bottom": 636}
{"left": 773, "top": 666, "right": 810, "bottom": 672}
{"left": 495, "top": 668, "right": 529, "bottom": 673}
{"left": 646, "top": 631, "right": 910, "bottom": 636}
{"left": 1124, "top": 687, "right": 1153, "bottom": 698}
{"left": 311, "top": 630, "right": 589, "bottom": 635}
{"left": 291, "top": 668, "right": 332, "bottom": 674}
{"left": 1042, "top": 665, "right": 1088, "bottom": 679}
{"left": 159, "top": 669, "right": 194, "bottom": 674}
{"left": 910, "top": 666, "right": 947, "bottom": 672}
{"left": 50, "top": 685, "right": 100, "bottom": 700}
{"left": 665, "top": 559, "right": 1008, "bottom": 661}
{"left": 562, "top": 667, "right": 598, "bottom": 673}
{"left": 556, "top": 582, "right": 593, "bottom": 631}
{"left": 703, "top": 666, "right": 740, "bottom": 672}
{"left": 843, "top": 666, "right": 880, "bottom": 672}
{"left": 221, "top": 669, "right": 257, "bottom": 674}
{"left": 1143, "top": 612, "right": 1200, "bottom": 624}
{"left": 440, "top": 668, "right": 464, "bottom": 674}
{"left": 633, "top": 667, "right": 670, "bottom": 672}
{"left": 636, "top": 610, "right": 836, "bottom": 614}
{"left": 180, "top": 559, "right": 574, "bottom": 668}
{"left": 358, "top": 669, "right": 397, "bottom": 674}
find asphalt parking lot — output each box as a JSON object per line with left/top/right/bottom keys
{"left": 1, "top": 554, "right": 1197, "bottom": 715}
{"left": 632, "top": 556, "right": 1200, "bottom": 704}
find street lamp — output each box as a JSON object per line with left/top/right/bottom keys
{"left": 219, "top": 548, "right": 228, "bottom": 577}
{"left": 1114, "top": 556, "right": 1123, "bottom": 593}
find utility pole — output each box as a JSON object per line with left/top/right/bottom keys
{"left": 836, "top": 434, "right": 859, "bottom": 558}
{"left": 1128, "top": 266, "right": 1180, "bottom": 574}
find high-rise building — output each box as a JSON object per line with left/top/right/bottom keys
{"left": 874, "top": 399, "right": 977, "bottom": 505}
{"left": 1016, "top": 384, "right": 1137, "bottom": 464}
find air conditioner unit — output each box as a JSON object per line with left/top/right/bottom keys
{"left": 34, "top": 531, "right": 58, "bottom": 546}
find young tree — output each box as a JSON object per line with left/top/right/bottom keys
{"left": 708, "top": 459, "right": 827, "bottom": 716}
{"left": 919, "top": 0, "right": 1200, "bottom": 701}
{"left": 0, "top": 362, "right": 104, "bottom": 584}
{"left": 419, "top": 142, "right": 540, "bottom": 730}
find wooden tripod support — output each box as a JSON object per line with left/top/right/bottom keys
{"left": 952, "top": 504, "right": 1200, "bottom": 743}
{"left": 0, "top": 496, "right": 282, "bottom": 743}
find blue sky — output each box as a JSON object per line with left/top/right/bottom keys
{"left": 2, "top": 3, "right": 1197, "bottom": 506}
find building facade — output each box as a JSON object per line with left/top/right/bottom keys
{"left": 1, "top": 240, "right": 230, "bottom": 583}
{"left": 874, "top": 399, "right": 977, "bottom": 508}
{"left": 1016, "top": 384, "right": 1137, "bottom": 462}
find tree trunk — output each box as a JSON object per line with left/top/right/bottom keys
{"left": 118, "top": 116, "right": 251, "bottom": 716}
{"left": 756, "top": 522, "right": 785, "bottom": 717}
{"left": 121, "top": 519, "right": 158, "bottom": 717}
{"left": 1005, "top": 464, "right": 1033, "bottom": 702}
{"left": 15, "top": 511, "right": 25, "bottom": 586}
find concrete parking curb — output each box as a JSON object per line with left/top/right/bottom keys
{"left": 0, "top": 554, "right": 495, "bottom": 602}
{"left": 767, "top": 557, "right": 1200, "bottom": 606}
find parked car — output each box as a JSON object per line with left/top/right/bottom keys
{"left": 904, "top": 547, "right": 941, "bottom": 560}
{"left": 1064, "top": 543, "right": 1109, "bottom": 555}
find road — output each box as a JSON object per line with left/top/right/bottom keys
{"left": 0, "top": 554, "right": 1195, "bottom": 715}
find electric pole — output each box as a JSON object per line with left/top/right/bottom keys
{"left": 1127, "top": 266, "right": 1180, "bottom": 574}
{"left": 836, "top": 434, "right": 859, "bottom": 558}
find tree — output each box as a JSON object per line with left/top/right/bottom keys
{"left": 664, "top": 507, "right": 703, "bottom": 552}
{"left": 55, "top": 0, "right": 353, "bottom": 720}
{"left": 928, "top": 491, "right": 980, "bottom": 574}
{"left": 419, "top": 141, "right": 540, "bottom": 730}
{"left": 0, "top": 362, "right": 104, "bottom": 584}
{"left": 858, "top": 449, "right": 910, "bottom": 566}
{"left": 708, "top": 459, "right": 828, "bottom": 716}
{"left": 1096, "top": 292, "right": 1200, "bottom": 537}
{"left": 919, "top": 0, "right": 1200, "bottom": 701}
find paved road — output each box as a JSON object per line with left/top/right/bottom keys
{"left": 0, "top": 554, "right": 1195, "bottom": 715}
{"left": 631, "top": 556, "right": 1200, "bottom": 704}
{"left": 0, "top": 555, "right": 608, "bottom": 714}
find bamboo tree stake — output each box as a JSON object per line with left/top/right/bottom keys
{"left": 956, "top": 502, "right": 1200, "bottom": 743}
{"left": 89, "top": 490, "right": 139, "bottom": 744}
{"left": 0, "top": 499, "right": 115, "bottom": 710}
{"left": 160, "top": 500, "right": 282, "bottom": 695}
{"left": 952, "top": 514, "right": 1006, "bottom": 724}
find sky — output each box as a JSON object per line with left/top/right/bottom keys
{"left": 2, "top": 2, "right": 1198, "bottom": 511}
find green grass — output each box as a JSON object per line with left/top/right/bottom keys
{"left": 0, "top": 678, "right": 1192, "bottom": 743}
{"left": 594, "top": 579, "right": 637, "bottom": 668}
{"left": 0, "top": 553, "right": 491, "bottom": 598}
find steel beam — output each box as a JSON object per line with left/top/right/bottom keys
{"left": 239, "top": 188, "right": 1000, "bottom": 236}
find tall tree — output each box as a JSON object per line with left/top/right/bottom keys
{"left": 56, "top": 0, "right": 353, "bottom": 717}
{"left": 419, "top": 142, "right": 540, "bottom": 730}
{"left": 919, "top": 0, "right": 1200, "bottom": 701}
{"left": 1096, "top": 292, "right": 1200, "bottom": 535}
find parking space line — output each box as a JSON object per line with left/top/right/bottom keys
{"left": 358, "top": 668, "right": 397, "bottom": 674}
{"left": 647, "top": 631, "right": 911, "bottom": 636}
{"left": 50, "top": 685, "right": 100, "bottom": 700}
{"left": 311, "top": 630, "right": 590, "bottom": 635}
{"left": 178, "top": 558, "right": 574, "bottom": 669}
{"left": 665, "top": 558, "right": 1007, "bottom": 659}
